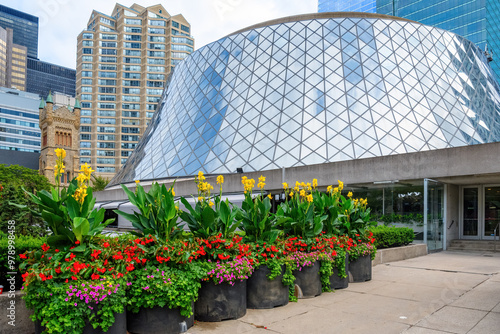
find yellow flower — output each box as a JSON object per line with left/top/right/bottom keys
{"left": 327, "top": 185, "right": 333, "bottom": 193}
{"left": 135, "top": 180, "right": 140, "bottom": 184}
{"left": 306, "top": 182, "right": 312, "bottom": 191}
{"left": 241, "top": 176, "right": 247, "bottom": 184}
{"left": 55, "top": 148, "right": 66, "bottom": 159}
{"left": 171, "top": 189, "right": 175, "bottom": 196}
{"left": 306, "top": 194, "right": 313, "bottom": 203}
{"left": 300, "top": 189, "right": 306, "bottom": 197}
{"left": 198, "top": 196, "right": 204, "bottom": 202}
{"left": 282, "top": 182, "right": 288, "bottom": 189}
{"left": 300, "top": 182, "right": 306, "bottom": 188}
{"left": 347, "top": 191, "right": 353, "bottom": 198}
{"left": 257, "top": 181, "right": 265, "bottom": 189}
{"left": 197, "top": 170, "right": 205, "bottom": 181}
{"left": 267, "top": 194, "right": 272, "bottom": 200}
{"left": 338, "top": 180, "right": 344, "bottom": 191}
{"left": 289, "top": 191, "right": 294, "bottom": 197}
{"left": 76, "top": 173, "right": 87, "bottom": 184}
{"left": 216, "top": 175, "right": 224, "bottom": 185}
{"left": 312, "top": 179, "right": 318, "bottom": 189}
{"left": 209, "top": 201, "right": 214, "bottom": 207}
{"left": 334, "top": 187, "right": 339, "bottom": 193}
{"left": 258, "top": 175, "right": 266, "bottom": 183}
{"left": 175, "top": 205, "right": 179, "bottom": 211}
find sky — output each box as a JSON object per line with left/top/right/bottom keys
{"left": 1, "top": 0, "right": 318, "bottom": 69}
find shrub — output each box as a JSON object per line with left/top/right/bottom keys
{"left": 370, "top": 225, "right": 414, "bottom": 249}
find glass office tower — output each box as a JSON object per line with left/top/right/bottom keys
{"left": 27, "top": 58, "right": 76, "bottom": 97}
{"left": 318, "top": 0, "right": 376, "bottom": 13}
{"left": 319, "top": 0, "right": 500, "bottom": 79}
{"left": 0, "top": 4, "right": 38, "bottom": 59}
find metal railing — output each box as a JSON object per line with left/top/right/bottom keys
{"left": 495, "top": 223, "right": 500, "bottom": 253}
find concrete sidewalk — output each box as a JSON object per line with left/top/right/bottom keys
{"left": 188, "top": 251, "right": 500, "bottom": 334}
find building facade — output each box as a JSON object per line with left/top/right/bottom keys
{"left": 27, "top": 58, "right": 76, "bottom": 98}
{"left": 100, "top": 13, "right": 500, "bottom": 252}
{"left": 76, "top": 3, "right": 194, "bottom": 179}
{"left": 0, "top": 26, "right": 27, "bottom": 91}
{"left": 38, "top": 92, "right": 80, "bottom": 184}
{"left": 0, "top": 86, "right": 41, "bottom": 154}
{"left": 319, "top": 0, "right": 500, "bottom": 80}
{"left": 0, "top": 4, "right": 38, "bottom": 59}
{"left": 318, "top": 0, "right": 376, "bottom": 13}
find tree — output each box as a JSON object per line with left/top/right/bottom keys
{"left": 0, "top": 164, "right": 51, "bottom": 236}
{"left": 91, "top": 175, "right": 110, "bottom": 192}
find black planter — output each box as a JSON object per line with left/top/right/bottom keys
{"left": 293, "top": 261, "right": 322, "bottom": 298}
{"left": 329, "top": 253, "right": 349, "bottom": 290}
{"left": 36, "top": 310, "right": 127, "bottom": 334}
{"left": 127, "top": 304, "right": 194, "bottom": 334}
{"left": 195, "top": 279, "right": 246, "bottom": 322}
{"left": 247, "top": 264, "right": 288, "bottom": 309}
{"left": 349, "top": 254, "right": 372, "bottom": 282}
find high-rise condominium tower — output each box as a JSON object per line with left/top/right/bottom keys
{"left": 76, "top": 3, "right": 194, "bottom": 178}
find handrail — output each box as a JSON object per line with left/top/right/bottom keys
{"left": 494, "top": 223, "right": 500, "bottom": 253}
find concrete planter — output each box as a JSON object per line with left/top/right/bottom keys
{"left": 127, "top": 304, "right": 193, "bottom": 334}
{"left": 293, "top": 261, "right": 322, "bottom": 298}
{"left": 195, "top": 280, "right": 246, "bottom": 322}
{"left": 329, "top": 253, "right": 349, "bottom": 289}
{"left": 247, "top": 264, "right": 288, "bottom": 309}
{"left": 349, "top": 255, "right": 372, "bottom": 282}
{"left": 372, "top": 244, "right": 428, "bottom": 266}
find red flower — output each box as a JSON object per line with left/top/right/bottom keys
{"left": 103, "top": 242, "right": 110, "bottom": 248}
{"left": 91, "top": 273, "right": 100, "bottom": 280}
{"left": 75, "top": 240, "right": 80, "bottom": 245}
{"left": 41, "top": 243, "right": 50, "bottom": 252}
{"left": 19, "top": 254, "right": 27, "bottom": 259}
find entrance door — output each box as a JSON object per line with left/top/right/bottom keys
{"left": 461, "top": 186, "right": 500, "bottom": 240}
{"left": 424, "top": 179, "right": 445, "bottom": 251}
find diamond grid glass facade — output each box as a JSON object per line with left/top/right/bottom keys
{"left": 109, "top": 14, "right": 500, "bottom": 186}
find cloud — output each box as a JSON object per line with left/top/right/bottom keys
{"left": 1, "top": 0, "right": 317, "bottom": 69}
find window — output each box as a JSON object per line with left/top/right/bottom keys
{"left": 81, "top": 94, "right": 92, "bottom": 100}
{"left": 97, "top": 142, "right": 115, "bottom": 149}
{"left": 100, "top": 33, "right": 117, "bottom": 40}
{"left": 80, "top": 126, "right": 92, "bottom": 132}
{"left": 147, "top": 96, "right": 160, "bottom": 103}
{"left": 80, "top": 157, "right": 91, "bottom": 164}
{"left": 148, "top": 43, "right": 165, "bottom": 50}
{"left": 82, "top": 63, "right": 93, "bottom": 70}
{"left": 122, "top": 135, "right": 139, "bottom": 141}
{"left": 124, "top": 57, "right": 141, "bottom": 64}
{"left": 100, "top": 17, "right": 115, "bottom": 27}
{"left": 125, "top": 42, "right": 141, "bottom": 49}
{"left": 123, "top": 95, "right": 140, "bottom": 102}
{"left": 172, "top": 52, "right": 188, "bottom": 59}
{"left": 171, "top": 59, "right": 181, "bottom": 66}
{"left": 121, "top": 143, "right": 137, "bottom": 149}
{"left": 81, "top": 117, "right": 91, "bottom": 124}
{"left": 122, "top": 127, "right": 139, "bottom": 133}
{"left": 82, "top": 71, "right": 92, "bottom": 77}
{"left": 81, "top": 102, "right": 92, "bottom": 108}
{"left": 172, "top": 21, "right": 179, "bottom": 28}
{"left": 181, "top": 25, "right": 190, "bottom": 33}
{"left": 147, "top": 81, "right": 164, "bottom": 87}
{"left": 124, "top": 26, "right": 142, "bottom": 33}
{"left": 96, "top": 158, "right": 115, "bottom": 164}
{"left": 148, "top": 28, "right": 165, "bottom": 34}
{"left": 83, "top": 33, "right": 94, "bottom": 39}
{"left": 123, "top": 80, "right": 140, "bottom": 86}
{"left": 80, "top": 149, "right": 91, "bottom": 156}
{"left": 122, "top": 103, "right": 140, "bottom": 111}
{"left": 147, "top": 73, "right": 164, "bottom": 80}
{"left": 148, "top": 51, "right": 165, "bottom": 57}
{"left": 122, "top": 119, "right": 140, "bottom": 125}
{"left": 97, "top": 134, "right": 115, "bottom": 141}
{"left": 97, "top": 127, "right": 115, "bottom": 133}
{"left": 98, "top": 71, "right": 117, "bottom": 78}
{"left": 80, "top": 134, "right": 91, "bottom": 140}
{"left": 98, "top": 87, "right": 116, "bottom": 93}
{"left": 121, "top": 151, "right": 132, "bottom": 157}
{"left": 125, "top": 18, "right": 142, "bottom": 25}
{"left": 124, "top": 50, "right": 141, "bottom": 56}
{"left": 149, "top": 36, "right": 165, "bottom": 42}
{"left": 80, "top": 142, "right": 91, "bottom": 148}
{"left": 82, "top": 40, "right": 93, "bottom": 47}
{"left": 96, "top": 166, "right": 115, "bottom": 173}
{"left": 124, "top": 34, "right": 141, "bottom": 41}
{"left": 83, "top": 48, "right": 93, "bottom": 54}
{"left": 147, "top": 89, "right": 163, "bottom": 95}
{"left": 123, "top": 72, "right": 141, "bottom": 79}
{"left": 81, "top": 110, "right": 92, "bottom": 116}
{"left": 97, "top": 110, "right": 116, "bottom": 117}
{"left": 99, "top": 56, "right": 117, "bottom": 63}
{"left": 147, "top": 104, "right": 157, "bottom": 111}
{"left": 122, "top": 111, "right": 140, "bottom": 117}
{"left": 146, "top": 112, "right": 155, "bottom": 118}
{"left": 98, "top": 79, "right": 116, "bottom": 85}
{"left": 121, "top": 158, "right": 128, "bottom": 164}
{"left": 97, "top": 150, "right": 115, "bottom": 157}
{"left": 171, "top": 37, "right": 193, "bottom": 45}
{"left": 149, "top": 20, "right": 165, "bottom": 26}
{"left": 98, "top": 95, "right": 116, "bottom": 101}
{"left": 123, "top": 65, "right": 141, "bottom": 71}
{"left": 147, "top": 59, "right": 165, "bottom": 65}
{"left": 82, "top": 79, "right": 92, "bottom": 85}
{"left": 98, "top": 64, "right": 116, "bottom": 70}
{"left": 100, "top": 49, "right": 117, "bottom": 55}
{"left": 123, "top": 88, "right": 140, "bottom": 94}
{"left": 100, "top": 41, "right": 116, "bottom": 48}
{"left": 97, "top": 118, "right": 116, "bottom": 124}
{"left": 172, "top": 44, "right": 193, "bottom": 52}
{"left": 82, "top": 56, "right": 93, "bottom": 62}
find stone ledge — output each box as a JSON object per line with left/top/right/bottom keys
{"left": 372, "top": 243, "right": 428, "bottom": 266}
{"left": 0, "top": 291, "right": 34, "bottom": 334}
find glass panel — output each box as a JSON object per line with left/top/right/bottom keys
{"left": 426, "top": 180, "right": 444, "bottom": 251}
{"left": 484, "top": 187, "right": 500, "bottom": 237}
{"left": 463, "top": 187, "right": 479, "bottom": 236}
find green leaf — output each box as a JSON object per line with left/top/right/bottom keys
{"left": 73, "top": 217, "right": 90, "bottom": 241}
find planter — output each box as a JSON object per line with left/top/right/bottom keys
{"left": 247, "top": 264, "right": 288, "bottom": 309}
{"left": 36, "top": 310, "right": 127, "bottom": 334}
{"left": 195, "top": 280, "right": 246, "bottom": 322}
{"left": 349, "top": 254, "right": 372, "bottom": 282}
{"left": 329, "top": 253, "right": 349, "bottom": 290}
{"left": 127, "top": 304, "right": 194, "bottom": 334}
{"left": 293, "top": 261, "right": 322, "bottom": 298}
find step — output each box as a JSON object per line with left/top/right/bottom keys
{"left": 448, "top": 240, "right": 500, "bottom": 251}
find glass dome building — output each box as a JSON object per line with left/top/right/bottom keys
{"left": 109, "top": 12, "right": 500, "bottom": 186}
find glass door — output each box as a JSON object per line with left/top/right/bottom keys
{"left": 483, "top": 186, "right": 500, "bottom": 239}
{"left": 424, "top": 179, "right": 445, "bottom": 251}
{"left": 462, "top": 187, "right": 479, "bottom": 239}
